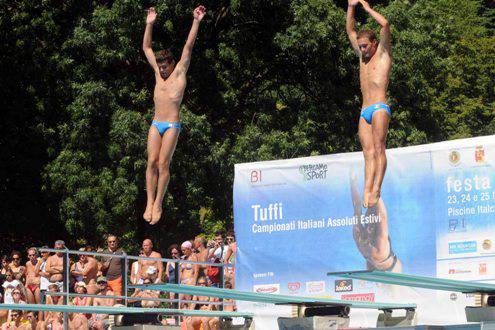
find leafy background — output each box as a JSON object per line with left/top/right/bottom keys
{"left": 1, "top": 0, "right": 493, "bottom": 254}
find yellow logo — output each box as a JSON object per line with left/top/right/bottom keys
{"left": 449, "top": 150, "right": 461, "bottom": 166}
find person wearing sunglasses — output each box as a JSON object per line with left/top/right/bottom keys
{"left": 101, "top": 234, "right": 124, "bottom": 300}
{"left": 8, "top": 251, "right": 25, "bottom": 282}
{"left": 11, "top": 289, "right": 26, "bottom": 305}
{"left": 2, "top": 310, "right": 30, "bottom": 330}
{"left": 165, "top": 244, "right": 180, "bottom": 302}
{"left": 34, "top": 246, "right": 50, "bottom": 297}
{"left": 89, "top": 276, "right": 115, "bottom": 330}
{"left": 24, "top": 312, "right": 38, "bottom": 330}
{"left": 223, "top": 231, "right": 236, "bottom": 288}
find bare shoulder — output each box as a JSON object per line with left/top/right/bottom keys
{"left": 151, "top": 251, "right": 161, "bottom": 258}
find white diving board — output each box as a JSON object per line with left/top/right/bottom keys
{"left": 129, "top": 283, "right": 416, "bottom": 311}
{"left": 127, "top": 283, "right": 419, "bottom": 327}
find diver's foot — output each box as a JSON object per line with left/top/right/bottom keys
{"left": 368, "top": 189, "right": 380, "bottom": 207}
{"left": 363, "top": 190, "right": 371, "bottom": 208}
{"left": 150, "top": 204, "right": 162, "bottom": 225}
{"left": 143, "top": 203, "right": 153, "bottom": 223}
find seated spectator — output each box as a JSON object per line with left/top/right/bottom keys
{"left": 69, "top": 312, "right": 89, "bottom": 330}
{"left": 8, "top": 251, "right": 25, "bottom": 282}
{"left": 88, "top": 276, "right": 115, "bottom": 330}
{"left": 130, "top": 267, "right": 160, "bottom": 308}
{"left": 11, "top": 289, "right": 26, "bottom": 304}
{"left": 70, "top": 282, "right": 91, "bottom": 329}
{"left": 47, "top": 312, "right": 64, "bottom": 330}
{"left": 1, "top": 310, "right": 30, "bottom": 330}
{"left": 24, "top": 312, "right": 38, "bottom": 330}
{"left": 38, "top": 283, "right": 64, "bottom": 328}
{"left": 2, "top": 270, "right": 21, "bottom": 304}
{"left": 24, "top": 248, "right": 41, "bottom": 304}
{"left": 223, "top": 281, "right": 236, "bottom": 312}
{"left": 72, "top": 281, "right": 93, "bottom": 311}
{"left": 185, "top": 277, "right": 219, "bottom": 330}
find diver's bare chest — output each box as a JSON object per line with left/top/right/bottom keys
{"left": 361, "top": 58, "right": 381, "bottom": 77}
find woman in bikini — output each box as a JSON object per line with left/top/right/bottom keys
{"left": 179, "top": 241, "right": 198, "bottom": 308}
{"left": 180, "top": 241, "right": 198, "bottom": 285}
{"left": 71, "top": 281, "right": 93, "bottom": 324}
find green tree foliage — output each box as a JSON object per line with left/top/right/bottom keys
{"left": 1, "top": 0, "right": 493, "bottom": 252}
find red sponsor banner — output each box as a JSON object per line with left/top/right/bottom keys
{"left": 287, "top": 282, "right": 301, "bottom": 293}
{"left": 341, "top": 293, "right": 375, "bottom": 302}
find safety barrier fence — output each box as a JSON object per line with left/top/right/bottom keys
{"left": 22, "top": 247, "right": 236, "bottom": 329}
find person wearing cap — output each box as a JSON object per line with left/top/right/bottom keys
{"left": 180, "top": 241, "right": 198, "bottom": 286}
{"left": 179, "top": 241, "right": 198, "bottom": 309}
{"left": 72, "top": 281, "right": 92, "bottom": 309}
{"left": 69, "top": 281, "right": 91, "bottom": 328}
{"left": 137, "top": 239, "right": 163, "bottom": 284}
{"left": 89, "top": 276, "right": 114, "bottom": 330}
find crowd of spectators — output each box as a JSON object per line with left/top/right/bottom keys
{"left": 0, "top": 230, "right": 237, "bottom": 330}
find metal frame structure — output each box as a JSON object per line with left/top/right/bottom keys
{"left": 329, "top": 270, "right": 495, "bottom": 322}
{"left": 33, "top": 247, "right": 234, "bottom": 329}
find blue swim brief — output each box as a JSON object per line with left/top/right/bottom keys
{"left": 151, "top": 120, "right": 181, "bottom": 136}
{"left": 360, "top": 102, "right": 391, "bottom": 124}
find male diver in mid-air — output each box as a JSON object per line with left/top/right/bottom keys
{"left": 142, "top": 6, "right": 206, "bottom": 225}
{"left": 346, "top": 0, "right": 392, "bottom": 208}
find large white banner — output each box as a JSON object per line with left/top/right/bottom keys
{"left": 233, "top": 135, "right": 495, "bottom": 326}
